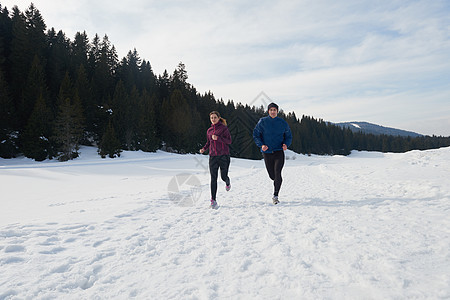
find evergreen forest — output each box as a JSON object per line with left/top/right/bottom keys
{"left": 1, "top": 3, "right": 449, "bottom": 161}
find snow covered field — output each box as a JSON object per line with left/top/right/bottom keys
{"left": 1, "top": 146, "right": 449, "bottom": 299}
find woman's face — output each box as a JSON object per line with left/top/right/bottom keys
{"left": 210, "top": 114, "right": 219, "bottom": 125}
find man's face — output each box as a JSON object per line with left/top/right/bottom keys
{"left": 268, "top": 107, "right": 278, "bottom": 118}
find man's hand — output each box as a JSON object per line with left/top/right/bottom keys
{"left": 282, "top": 144, "right": 287, "bottom": 151}
{"left": 262, "top": 145, "right": 268, "bottom": 151}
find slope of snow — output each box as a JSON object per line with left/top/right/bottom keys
{"left": 1, "top": 147, "right": 449, "bottom": 299}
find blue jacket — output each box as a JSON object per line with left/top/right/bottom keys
{"left": 253, "top": 116, "right": 293, "bottom": 153}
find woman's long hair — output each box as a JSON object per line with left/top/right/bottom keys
{"left": 210, "top": 111, "right": 227, "bottom": 126}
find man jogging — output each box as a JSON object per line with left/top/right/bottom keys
{"left": 253, "top": 102, "right": 292, "bottom": 204}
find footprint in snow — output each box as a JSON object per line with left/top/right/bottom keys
{"left": 39, "top": 247, "right": 66, "bottom": 254}
{"left": 3, "top": 256, "right": 25, "bottom": 264}
{"left": 52, "top": 263, "right": 71, "bottom": 273}
{"left": 4, "top": 245, "right": 26, "bottom": 253}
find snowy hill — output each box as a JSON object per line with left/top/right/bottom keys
{"left": 1, "top": 147, "right": 449, "bottom": 299}
{"left": 335, "top": 121, "right": 422, "bottom": 137}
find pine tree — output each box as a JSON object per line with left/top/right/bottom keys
{"left": 24, "top": 3, "right": 46, "bottom": 64}
{"left": 21, "top": 93, "right": 53, "bottom": 161}
{"left": 98, "top": 120, "right": 121, "bottom": 158}
{"left": 188, "top": 108, "right": 204, "bottom": 153}
{"left": 124, "top": 85, "right": 140, "bottom": 150}
{"left": 117, "top": 48, "right": 141, "bottom": 92}
{"left": 101, "top": 34, "right": 118, "bottom": 73}
{"left": 21, "top": 55, "right": 49, "bottom": 129}
{"left": 110, "top": 80, "right": 129, "bottom": 149}
{"left": 57, "top": 72, "right": 73, "bottom": 105}
{"left": 0, "top": 5, "right": 13, "bottom": 69}
{"left": 52, "top": 97, "right": 84, "bottom": 161}
{"left": 161, "top": 89, "right": 191, "bottom": 151}
{"left": 89, "top": 34, "right": 117, "bottom": 103}
{"left": 140, "top": 60, "right": 156, "bottom": 95}
{"left": 74, "top": 64, "right": 96, "bottom": 142}
{"left": 0, "top": 66, "right": 18, "bottom": 158}
{"left": 137, "top": 90, "right": 159, "bottom": 152}
{"left": 228, "top": 105, "right": 260, "bottom": 159}
{"left": 9, "top": 4, "right": 47, "bottom": 113}
{"left": 52, "top": 73, "right": 84, "bottom": 161}
{"left": 87, "top": 33, "right": 100, "bottom": 76}
{"left": 46, "top": 29, "right": 71, "bottom": 102}
{"left": 172, "top": 62, "right": 188, "bottom": 90}
{"left": 71, "top": 31, "right": 89, "bottom": 71}
{"left": 9, "top": 6, "right": 29, "bottom": 109}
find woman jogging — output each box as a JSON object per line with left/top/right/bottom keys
{"left": 253, "top": 102, "right": 292, "bottom": 204}
{"left": 200, "top": 111, "right": 232, "bottom": 209}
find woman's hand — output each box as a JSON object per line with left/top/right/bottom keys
{"left": 199, "top": 149, "right": 205, "bottom": 154}
{"left": 212, "top": 134, "right": 218, "bottom": 141}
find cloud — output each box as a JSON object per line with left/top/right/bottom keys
{"left": 3, "top": 0, "right": 450, "bottom": 135}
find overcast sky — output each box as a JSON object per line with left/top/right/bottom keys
{"left": 3, "top": 0, "right": 450, "bottom": 136}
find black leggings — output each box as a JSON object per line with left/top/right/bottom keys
{"left": 263, "top": 150, "right": 285, "bottom": 196}
{"left": 209, "top": 155, "right": 231, "bottom": 200}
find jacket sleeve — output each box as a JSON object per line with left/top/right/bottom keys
{"left": 202, "top": 132, "right": 210, "bottom": 151}
{"left": 217, "top": 127, "right": 232, "bottom": 145}
{"left": 253, "top": 120, "right": 264, "bottom": 147}
{"left": 283, "top": 122, "right": 293, "bottom": 147}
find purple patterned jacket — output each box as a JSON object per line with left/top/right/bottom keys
{"left": 202, "top": 122, "right": 232, "bottom": 156}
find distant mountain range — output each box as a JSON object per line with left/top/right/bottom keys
{"left": 335, "top": 122, "right": 422, "bottom": 137}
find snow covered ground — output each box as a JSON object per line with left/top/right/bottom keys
{"left": 1, "top": 146, "right": 449, "bottom": 299}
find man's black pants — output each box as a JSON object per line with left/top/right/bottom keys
{"left": 263, "top": 150, "right": 285, "bottom": 197}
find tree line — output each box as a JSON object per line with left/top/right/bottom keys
{"left": 1, "top": 3, "right": 449, "bottom": 161}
